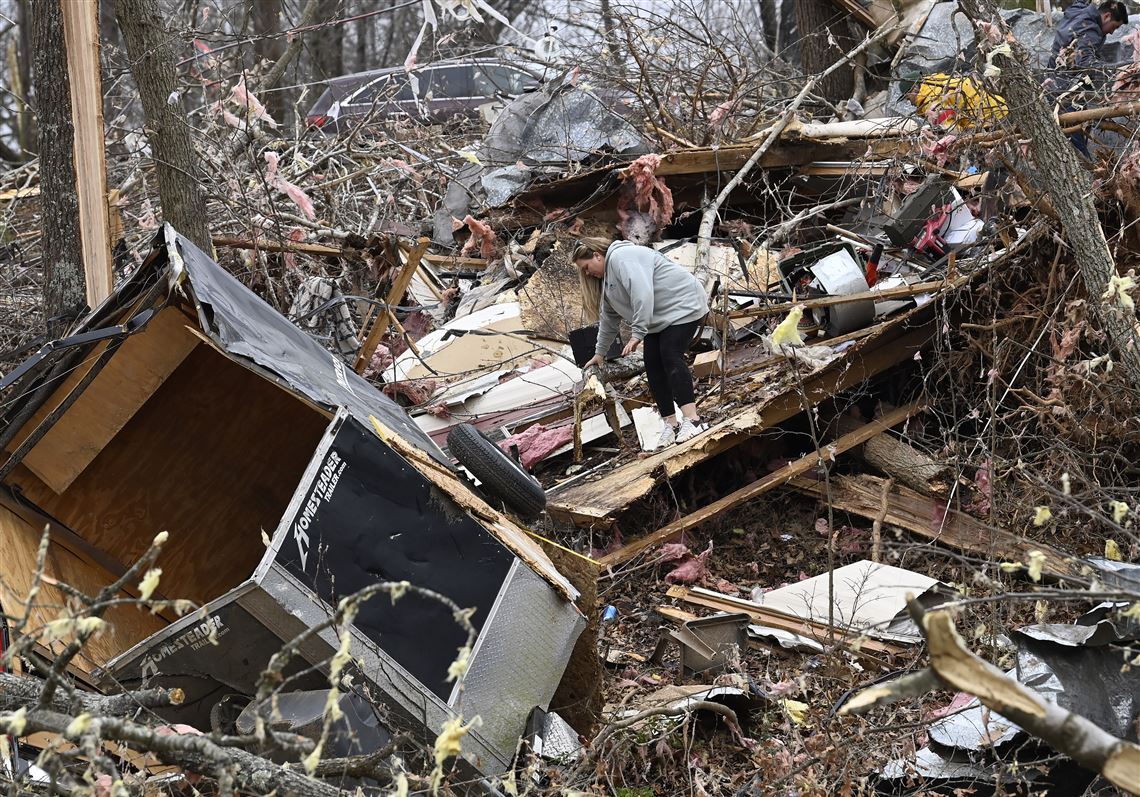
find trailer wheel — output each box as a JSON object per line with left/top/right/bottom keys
{"left": 447, "top": 423, "right": 546, "bottom": 518}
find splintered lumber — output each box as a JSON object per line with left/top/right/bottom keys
{"left": 547, "top": 319, "right": 934, "bottom": 527}
{"left": 597, "top": 401, "right": 922, "bottom": 568}
{"left": 353, "top": 237, "right": 429, "bottom": 372}
{"left": 788, "top": 474, "right": 1075, "bottom": 580}
{"left": 61, "top": 0, "right": 113, "bottom": 308}
{"left": 826, "top": 0, "right": 896, "bottom": 29}
{"left": 666, "top": 585, "right": 909, "bottom": 658}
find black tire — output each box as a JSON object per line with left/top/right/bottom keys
{"left": 447, "top": 423, "right": 546, "bottom": 518}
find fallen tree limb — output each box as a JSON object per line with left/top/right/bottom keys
{"left": 843, "top": 603, "right": 1140, "bottom": 794}
{"left": 0, "top": 672, "right": 182, "bottom": 716}
{"left": 960, "top": 100, "right": 1140, "bottom": 145}
{"left": 787, "top": 473, "right": 1076, "bottom": 580}
{"left": 694, "top": 22, "right": 901, "bottom": 276}
{"left": 0, "top": 707, "right": 346, "bottom": 797}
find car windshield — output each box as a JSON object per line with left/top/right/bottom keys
{"left": 470, "top": 65, "right": 536, "bottom": 96}
{"left": 347, "top": 73, "right": 410, "bottom": 105}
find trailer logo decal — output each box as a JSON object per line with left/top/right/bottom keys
{"left": 139, "top": 615, "right": 230, "bottom": 679}
{"left": 293, "top": 450, "right": 347, "bottom": 570}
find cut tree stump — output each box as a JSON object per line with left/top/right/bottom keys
{"left": 837, "top": 408, "right": 948, "bottom": 496}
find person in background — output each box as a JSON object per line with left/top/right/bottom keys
{"left": 1049, "top": 0, "right": 1128, "bottom": 70}
{"left": 1049, "top": 0, "right": 1129, "bottom": 157}
{"left": 574, "top": 237, "right": 709, "bottom": 449}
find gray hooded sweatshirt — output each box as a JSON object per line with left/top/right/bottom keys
{"left": 595, "top": 241, "right": 709, "bottom": 357}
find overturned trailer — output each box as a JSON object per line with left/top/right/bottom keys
{"left": 0, "top": 225, "right": 584, "bottom": 777}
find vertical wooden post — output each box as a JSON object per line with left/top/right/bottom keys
{"left": 354, "top": 237, "right": 431, "bottom": 373}
{"left": 61, "top": 0, "right": 113, "bottom": 309}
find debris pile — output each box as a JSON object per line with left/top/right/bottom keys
{"left": 3, "top": 1, "right": 1140, "bottom": 795}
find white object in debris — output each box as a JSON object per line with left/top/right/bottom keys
{"left": 749, "top": 560, "right": 945, "bottom": 644}
{"left": 943, "top": 189, "right": 984, "bottom": 246}
{"left": 414, "top": 357, "right": 582, "bottom": 436}
{"left": 632, "top": 405, "right": 683, "bottom": 451}
{"left": 387, "top": 303, "right": 556, "bottom": 383}
{"left": 748, "top": 624, "right": 826, "bottom": 654}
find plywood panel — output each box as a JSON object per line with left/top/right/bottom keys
{"left": 12, "top": 346, "right": 329, "bottom": 606}
{"left": 0, "top": 505, "right": 166, "bottom": 673}
{"left": 17, "top": 307, "right": 200, "bottom": 494}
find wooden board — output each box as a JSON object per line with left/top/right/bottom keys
{"left": 546, "top": 318, "right": 935, "bottom": 526}
{"left": 61, "top": 0, "right": 113, "bottom": 308}
{"left": 0, "top": 505, "right": 166, "bottom": 674}
{"left": 10, "top": 346, "right": 330, "bottom": 606}
{"left": 597, "top": 402, "right": 922, "bottom": 567}
{"left": 666, "top": 585, "right": 908, "bottom": 658}
{"left": 788, "top": 474, "right": 1076, "bottom": 580}
{"left": 405, "top": 317, "right": 562, "bottom": 380}
{"left": 18, "top": 307, "right": 200, "bottom": 494}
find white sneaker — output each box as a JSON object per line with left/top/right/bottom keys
{"left": 675, "top": 417, "right": 706, "bottom": 443}
{"left": 655, "top": 422, "right": 676, "bottom": 450}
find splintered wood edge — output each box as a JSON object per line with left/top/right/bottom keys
{"left": 1103, "top": 743, "right": 1140, "bottom": 794}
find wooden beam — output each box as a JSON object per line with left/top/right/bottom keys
{"left": 665, "top": 585, "right": 909, "bottom": 657}
{"left": 788, "top": 474, "right": 1076, "bottom": 580}
{"left": 61, "top": 0, "right": 113, "bottom": 308}
{"left": 597, "top": 401, "right": 923, "bottom": 568}
{"left": 212, "top": 235, "right": 349, "bottom": 258}
{"left": 729, "top": 280, "right": 949, "bottom": 319}
{"left": 547, "top": 318, "right": 935, "bottom": 526}
{"left": 353, "top": 237, "right": 429, "bottom": 373}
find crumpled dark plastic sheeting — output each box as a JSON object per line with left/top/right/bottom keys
{"left": 881, "top": 599, "right": 1140, "bottom": 787}
{"left": 433, "top": 70, "right": 646, "bottom": 244}
{"left": 164, "top": 227, "right": 449, "bottom": 464}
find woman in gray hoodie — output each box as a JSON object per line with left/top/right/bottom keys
{"left": 573, "top": 237, "right": 709, "bottom": 449}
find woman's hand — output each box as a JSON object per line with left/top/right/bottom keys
{"left": 584, "top": 354, "right": 604, "bottom": 370}
{"left": 622, "top": 337, "right": 642, "bottom": 357}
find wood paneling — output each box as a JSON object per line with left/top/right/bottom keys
{"left": 19, "top": 307, "right": 199, "bottom": 493}
{"left": 12, "top": 346, "right": 329, "bottom": 605}
{"left": 0, "top": 505, "right": 166, "bottom": 673}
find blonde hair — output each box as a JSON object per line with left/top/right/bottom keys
{"left": 573, "top": 237, "right": 611, "bottom": 324}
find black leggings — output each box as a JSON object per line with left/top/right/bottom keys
{"left": 643, "top": 320, "right": 701, "bottom": 418}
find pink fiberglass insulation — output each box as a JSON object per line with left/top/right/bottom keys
{"left": 461, "top": 214, "right": 498, "bottom": 258}
{"left": 498, "top": 422, "right": 575, "bottom": 469}
{"left": 616, "top": 153, "right": 674, "bottom": 242}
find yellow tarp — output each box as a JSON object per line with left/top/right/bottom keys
{"left": 914, "top": 74, "right": 1008, "bottom": 130}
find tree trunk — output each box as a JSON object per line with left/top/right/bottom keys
{"left": 252, "top": 0, "right": 286, "bottom": 122}
{"left": 600, "top": 0, "right": 620, "bottom": 61}
{"left": 115, "top": 0, "right": 212, "bottom": 252}
{"left": 17, "top": 0, "right": 35, "bottom": 154}
{"left": 312, "top": 0, "right": 343, "bottom": 79}
{"left": 837, "top": 412, "right": 949, "bottom": 496}
{"left": 957, "top": 0, "right": 1140, "bottom": 389}
{"left": 795, "top": 0, "right": 855, "bottom": 103}
{"left": 32, "top": 0, "right": 86, "bottom": 334}
{"left": 354, "top": 10, "right": 369, "bottom": 72}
